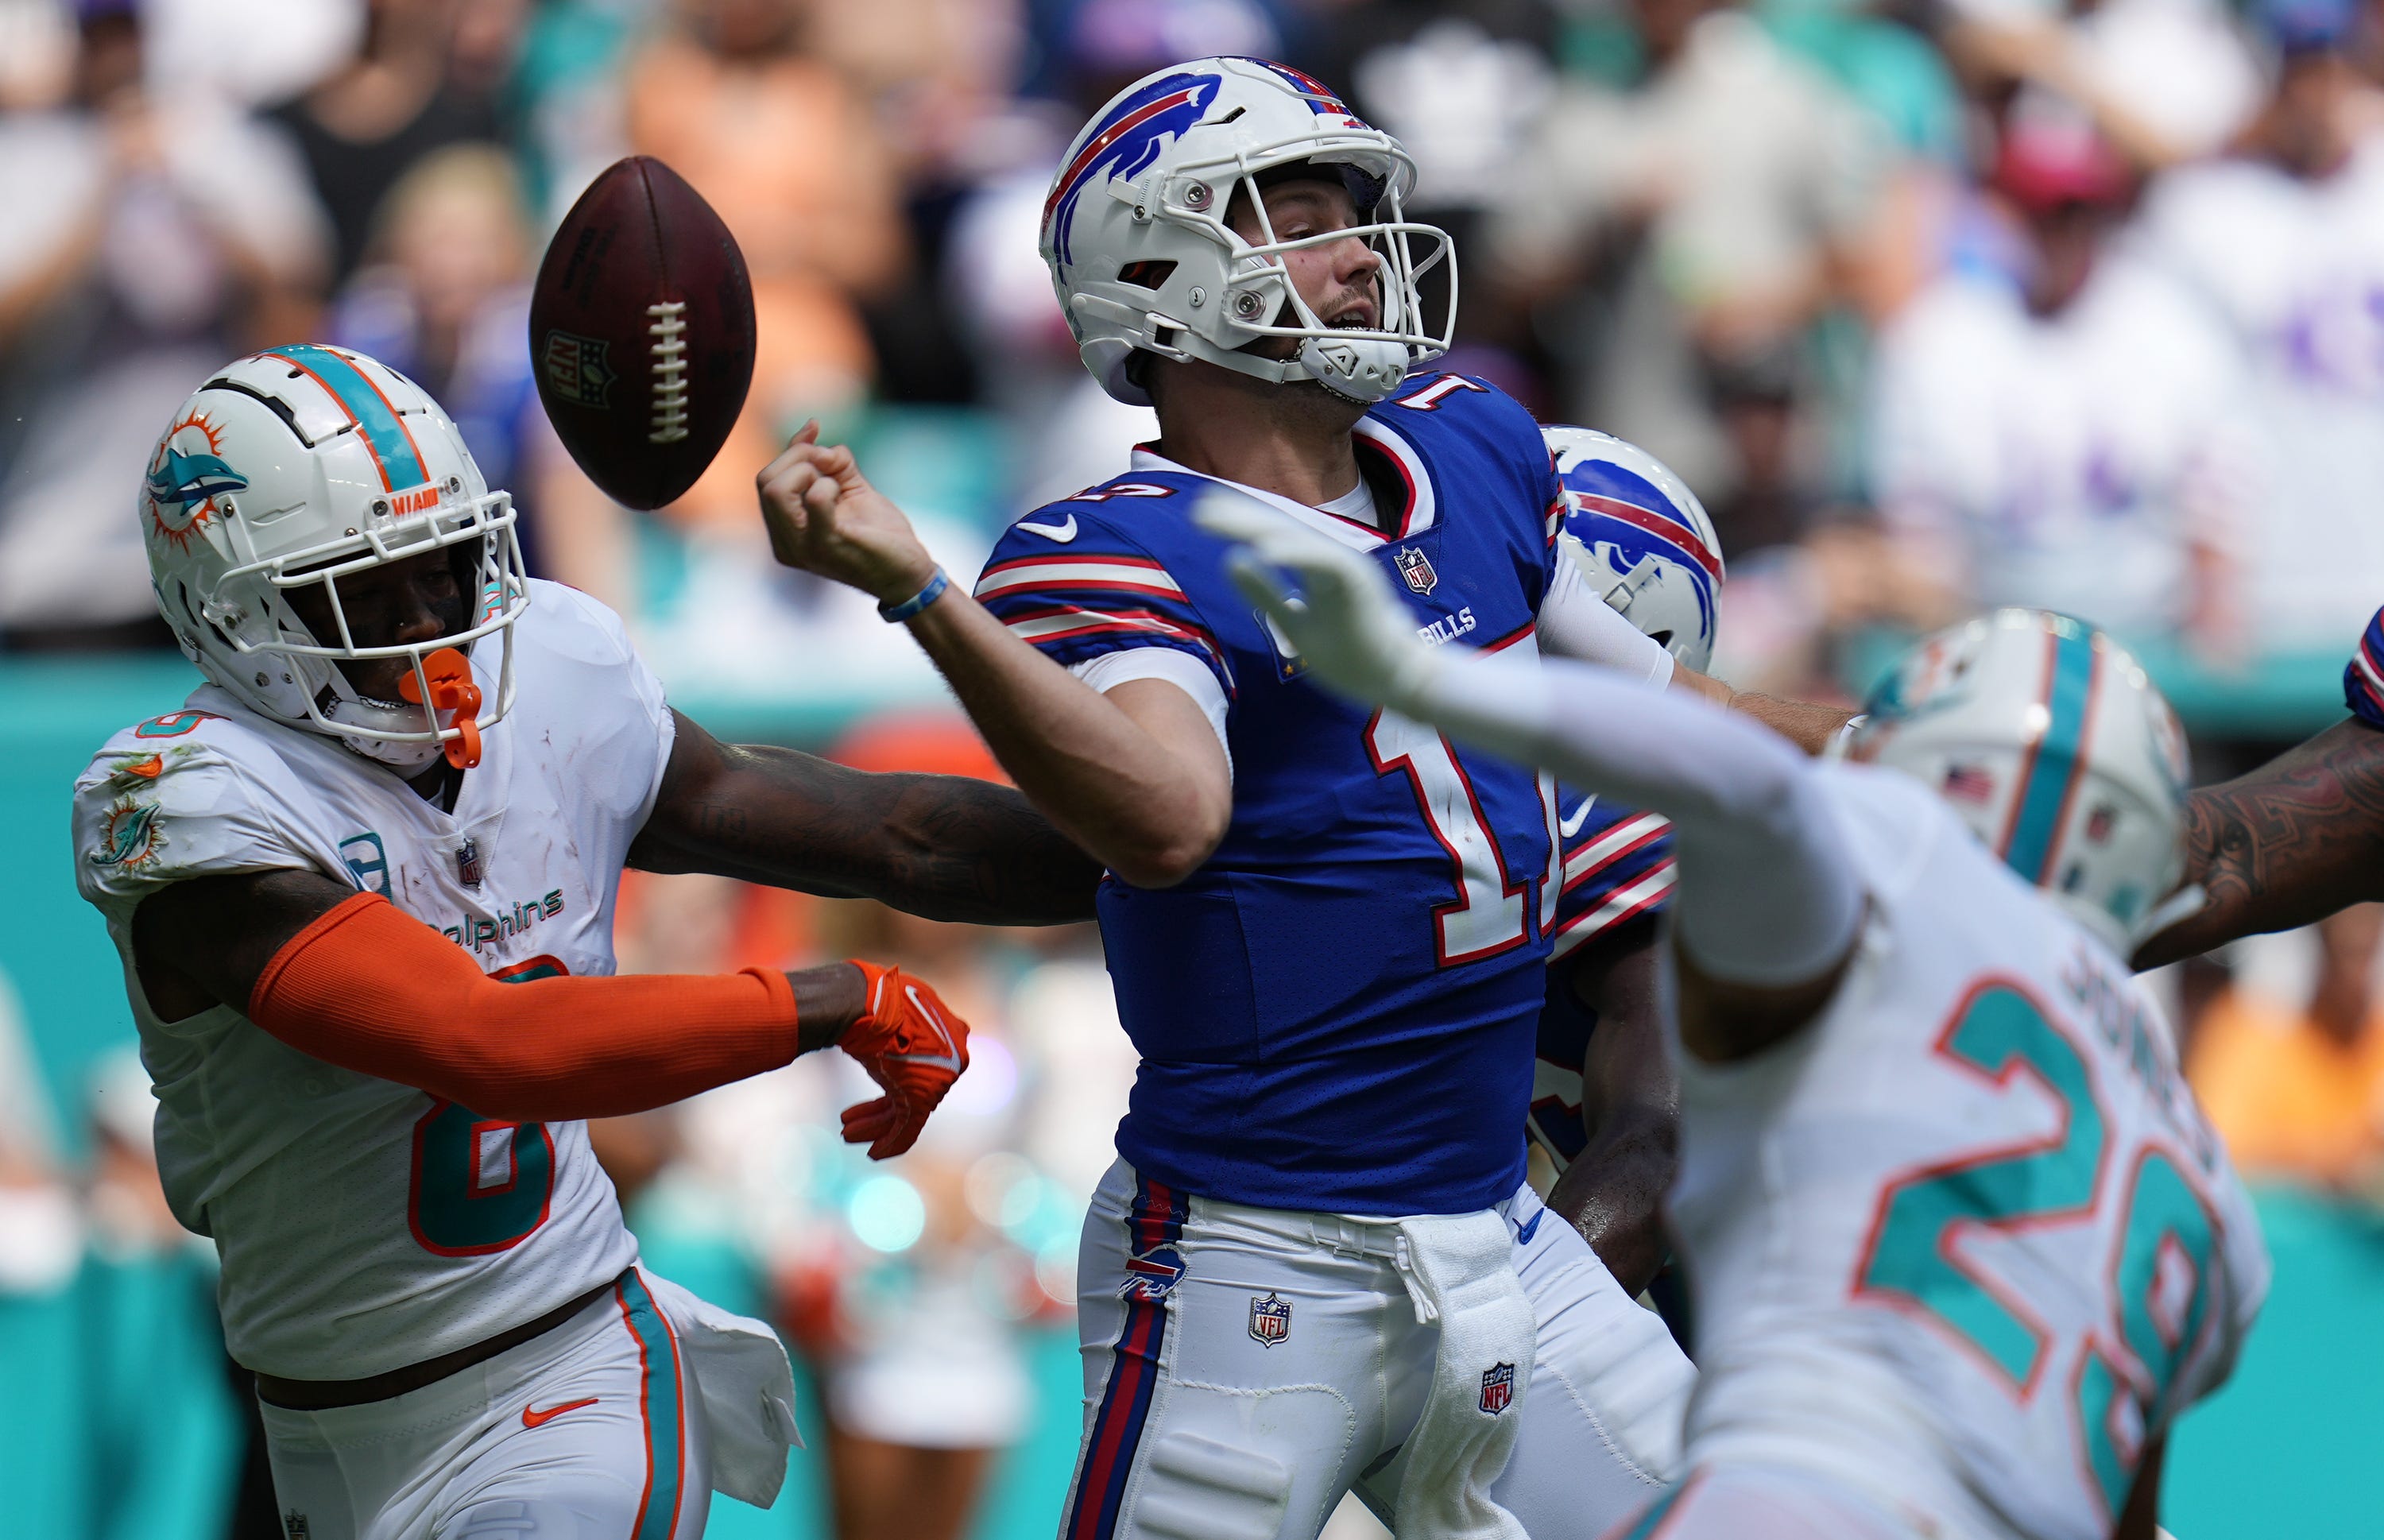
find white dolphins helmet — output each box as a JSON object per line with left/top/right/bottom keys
{"left": 1041, "top": 56, "right": 1453, "bottom": 407}
{"left": 1850, "top": 609, "right": 2189, "bottom": 955}
{"left": 139, "top": 346, "right": 528, "bottom": 771}
{"left": 1546, "top": 426, "right": 1724, "bottom": 673}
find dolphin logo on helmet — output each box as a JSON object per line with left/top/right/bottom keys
{"left": 145, "top": 447, "right": 248, "bottom": 509}
{"left": 136, "top": 346, "right": 531, "bottom": 774}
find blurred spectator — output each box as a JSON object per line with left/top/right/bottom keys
{"left": 138, "top": 0, "right": 362, "bottom": 111}
{"left": 1941, "top": 0, "right": 2261, "bottom": 171}
{"left": 625, "top": 0, "right": 907, "bottom": 527}
{"left": 810, "top": 896, "right": 1035, "bottom": 1540}
{"left": 2137, "top": 0, "right": 2384, "bottom": 656}
{"left": 1867, "top": 121, "right": 2250, "bottom": 654}
{"left": 1488, "top": 0, "right": 1899, "bottom": 489}
{"left": 0, "top": 0, "right": 327, "bottom": 648}
{"left": 942, "top": 0, "right": 1287, "bottom": 509}
{"left": 265, "top": 0, "right": 513, "bottom": 285}
{"left": 0, "top": 967, "right": 76, "bottom": 1299}
{"left": 79, "top": 1047, "right": 242, "bottom": 1540}
{"left": 2191, "top": 906, "right": 2384, "bottom": 1190}
{"left": 327, "top": 141, "right": 629, "bottom": 602}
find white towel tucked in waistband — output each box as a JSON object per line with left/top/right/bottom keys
{"left": 1389, "top": 1209, "right": 1538, "bottom": 1540}
{"left": 642, "top": 1269, "right": 804, "bottom": 1509}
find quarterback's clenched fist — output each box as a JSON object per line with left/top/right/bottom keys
{"left": 836, "top": 960, "right": 972, "bottom": 1159}
{"left": 756, "top": 421, "right": 939, "bottom": 606}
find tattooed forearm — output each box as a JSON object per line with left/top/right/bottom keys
{"left": 633, "top": 715, "right": 1103, "bottom": 924}
{"left": 2133, "top": 720, "right": 2384, "bottom": 969}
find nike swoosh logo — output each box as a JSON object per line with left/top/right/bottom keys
{"left": 891, "top": 984, "right": 964, "bottom": 1071}
{"left": 1560, "top": 797, "right": 1596, "bottom": 838}
{"left": 1016, "top": 514, "right": 1078, "bottom": 543}
{"left": 522, "top": 1397, "right": 599, "bottom": 1429}
{"left": 1514, "top": 1209, "right": 1544, "bottom": 1246}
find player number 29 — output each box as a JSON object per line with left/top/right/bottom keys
{"left": 1854, "top": 980, "right": 2224, "bottom": 1516}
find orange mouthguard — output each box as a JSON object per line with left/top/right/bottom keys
{"left": 400, "top": 647, "right": 483, "bottom": 768}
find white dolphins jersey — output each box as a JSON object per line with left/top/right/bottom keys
{"left": 1668, "top": 764, "right": 2269, "bottom": 1540}
{"left": 71, "top": 582, "right": 669, "bottom": 1381}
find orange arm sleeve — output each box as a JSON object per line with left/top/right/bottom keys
{"left": 247, "top": 892, "right": 799, "bottom": 1122}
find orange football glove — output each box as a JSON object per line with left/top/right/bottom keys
{"left": 838, "top": 961, "right": 970, "bottom": 1159}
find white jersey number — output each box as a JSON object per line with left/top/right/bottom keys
{"left": 1367, "top": 710, "right": 1531, "bottom": 965}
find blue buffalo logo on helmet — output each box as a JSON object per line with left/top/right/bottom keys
{"left": 1043, "top": 71, "right": 1225, "bottom": 267}
{"left": 1238, "top": 58, "right": 1369, "bottom": 128}
{"left": 1557, "top": 458, "right": 1723, "bottom": 642}
{"left": 143, "top": 412, "right": 249, "bottom": 552}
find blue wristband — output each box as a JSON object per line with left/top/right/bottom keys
{"left": 877, "top": 567, "right": 950, "bottom": 623}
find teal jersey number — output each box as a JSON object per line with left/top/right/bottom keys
{"left": 1854, "top": 977, "right": 2222, "bottom": 1515}
{"left": 405, "top": 956, "right": 566, "bottom": 1257}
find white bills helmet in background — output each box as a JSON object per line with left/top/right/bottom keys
{"left": 138, "top": 346, "right": 528, "bottom": 771}
{"left": 1041, "top": 56, "right": 1453, "bottom": 407}
{"left": 1851, "top": 609, "right": 2189, "bottom": 954}
{"left": 1546, "top": 426, "right": 1724, "bottom": 673}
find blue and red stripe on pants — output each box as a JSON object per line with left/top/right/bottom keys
{"left": 1066, "top": 1177, "right": 1190, "bottom": 1540}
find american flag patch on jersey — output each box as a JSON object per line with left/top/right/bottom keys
{"left": 1943, "top": 764, "right": 1996, "bottom": 804}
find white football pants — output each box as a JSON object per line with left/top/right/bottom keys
{"left": 259, "top": 1268, "right": 711, "bottom": 1540}
{"left": 1595, "top": 1465, "right": 1934, "bottom": 1540}
{"left": 1062, "top": 1159, "right": 1693, "bottom": 1540}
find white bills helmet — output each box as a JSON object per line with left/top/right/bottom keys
{"left": 1041, "top": 56, "right": 1453, "bottom": 407}
{"left": 139, "top": 346, "right": 528, "bottom": 771}
{"left": 1546, "top": 426, "right": 1724, "bottom": 673}
{"left": 1851, "top": 609, "right": 2189, "bottom": 954}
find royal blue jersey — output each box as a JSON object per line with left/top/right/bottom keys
{"left": 1527, "top": 792, "right": 1676, "bottom": 1168}
{"left": 975, "top": 373, "right": 1565, "bottom": 1213}
{"left": 2347, "top": 605, "right": 2384, "bottom": 729}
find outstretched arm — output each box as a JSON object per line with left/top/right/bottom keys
{"left": 2131, "top": 720, "right": 2384, "bottom": 969}
{"left": 1202, "top": 494, "right": 1864, "bottom": 1059}
{"left": 631, "top": 710, "right": 1105, "bottom": 924}
{"left": 1539, "top": 557, "right": 1856, "bottom": 754}
{"left": 1544, "top": 919, "right": 1678, "bottom": 1294}
{"left": 135, "top": 869, "right": 968, "bottom": 1155}
{"left": 749, "top": 426, "right": 1233, "bottom": 889}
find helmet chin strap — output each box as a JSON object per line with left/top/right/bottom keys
{"left": 1295, "top": 334, "right": 1411, "bottom": 402}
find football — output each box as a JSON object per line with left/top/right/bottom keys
{"left": 528, "top": 156, "right": 756, "bottom": 511}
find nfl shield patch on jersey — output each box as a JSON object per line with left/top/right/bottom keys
{"left": 1479, "top": 1362, "right": 1515, "bottom": 1415}
{"left": 1248, "top": 1290, "right": 1291, "bottom": 1347}
{"left": 1396, "top": 544, "right": 1438, "bottom": 594}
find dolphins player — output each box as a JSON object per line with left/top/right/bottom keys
{"left": 72, "top": 346, "right": 1101, "bottom": 1539}
{"left": 743, "top": 55, "right": 1874, "bottom": 1540}
{"left": 1204, "top": 501, "right": 2269, "bottom": 1540}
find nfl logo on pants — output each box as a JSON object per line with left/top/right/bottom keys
{"left": 1479, "top": 1362, "right": 1515, "bottom": 1415}
{"left": 1248, "top": 1290, "right": 1291, "bottom": 1347}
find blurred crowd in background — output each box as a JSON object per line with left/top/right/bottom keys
{"left": 9, "top": 0, "right": 2384, "bottom": 1534}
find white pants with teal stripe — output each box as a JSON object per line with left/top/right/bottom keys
{"left": 1063, "top": 1159, "right": 1694, "bottom": 1540}
{"left": 258, "top": 1267, "right": 710, "bottom": 1540}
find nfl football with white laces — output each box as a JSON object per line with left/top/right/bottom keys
{"left": 528, "top": 155, "right": 755, "bottom": 511}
